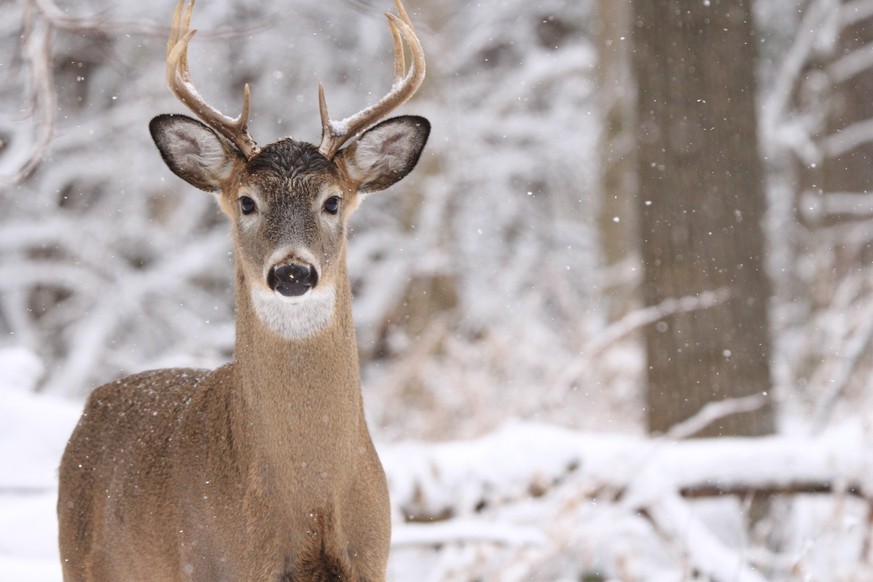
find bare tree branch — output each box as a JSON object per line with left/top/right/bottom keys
{"left": 666, "top": 394, "right": 771, "bottom": 440}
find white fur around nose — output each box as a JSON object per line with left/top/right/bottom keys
{"left": 251, "top": 285, "right": 336, "bottom": 340}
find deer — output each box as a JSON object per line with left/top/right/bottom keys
{"left": 57, "top": 0, "right": 428, "bottom": 580}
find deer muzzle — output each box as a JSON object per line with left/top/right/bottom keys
{"left": 268, "top": 262, "right": 318, "bottom": 297}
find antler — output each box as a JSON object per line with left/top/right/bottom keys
{"left": 166, "top": 0, "right": 260, "bottom": 159}
{"left": 317, "top": 0, "right": 426, "bottom": 159}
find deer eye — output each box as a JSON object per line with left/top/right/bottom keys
{"left": 239, "top": 196, "right": 257, "bottom": 215}
{"left": 323, "top": 196, "right": 341, "bottom": 215}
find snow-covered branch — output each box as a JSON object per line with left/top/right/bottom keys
{"left": 382, "top": 420, "right": 873, "bottom": 579}
{"left": 383, "top": 422, "right": 871, "bottom": 523}
{"left": 2, "top": 1, "right": 56, "bottom": 183}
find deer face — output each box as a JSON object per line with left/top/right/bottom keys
{"left": 151, "top": 0, "right": 427, "bottom": 338}
{"left": 235, "top": 139, "right": 345, "bottom": 298}
{"left": 150, "top": 113, "right": 429, "bottom": 339}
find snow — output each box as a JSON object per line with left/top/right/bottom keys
{"left": 0, "top": 349, "right": 81, "bottom": 490}
{"left": 4, "top": 0, "right": 873, "bottom": 579}
{"left": 0, "top": 348, "right": 80, "bottom": 582}
{"left": 3, "top": 346, "right": 872, "bottom": 580}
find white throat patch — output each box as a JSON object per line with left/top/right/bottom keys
{"left": 251, "top": 285, "right": 337, "bottom": 340}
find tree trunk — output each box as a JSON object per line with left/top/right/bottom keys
{"left": 631, "top": 0, "right": 775, "bottom": 437}
{"left": 595, "top": 0, "right": 636, "bottom": 276}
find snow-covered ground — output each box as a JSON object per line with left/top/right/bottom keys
{"left": 3, "top": 344, "right": 872, "bottom": 581}
{"left": 0, "top": 347, "right": 79, "bottom": 581}
{"left": 4, "top": 0, "right": 873, "bottom": 579}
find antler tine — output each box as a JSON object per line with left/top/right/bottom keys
{"left": 166, "top": 0, "right": 260, "bottom": 159}
{"left": 389, "top": 13, "right": 405, "bottom": 82}
{"left": 317, "top": 0, "right": 426, "bottom": 159}
{"left": 167, "top": 0, "right": 186, "bottom": 64}
{"left": 393, "top": 0, "right": 415, "bottom": 35}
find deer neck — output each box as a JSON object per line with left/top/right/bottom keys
{"left": 231, "top": 255, "right": 364, "bottom": 490}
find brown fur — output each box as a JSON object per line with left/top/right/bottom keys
{"left": 57, "top": 121, "right": 429, "bottom": 580}
{"left": 58, "top": 261, "right": 391, "bottom": 581}
{"left": 59, "top": 1, "right": 428, "bottom": 574}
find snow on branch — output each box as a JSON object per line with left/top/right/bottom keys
{"left": 382, "top": 421, "right": 872, "bottom": 578}
{"left": 546, "top": 288, "right": 730, "bottom": 406}
{"left": 665, "top": 394, "right": 770, "bottom": 440}
{"left": 392, "top": 519, "right": 547, "bottom": 549}
{"left": 383, "top": 421, "right": 871, "bottom": 521}
{"left": 583, "top": 287, "right": 732, "bottom": 358}
{"left": 812, "top": 298, "right": 873, "bottom": 432}
{"left": 829, "top": 39, "right": 873, "bottom": 83}
{"left": 643, "top": 493, "right": 768, "bottom": 582}
{"left": 807, "top": 190, "right": 873, "bottom": 219}
{"left": 2, "top": 1, "right": 56, "bottom": 184}
{"left": 822, "top": 117, "right": 873, "bottom": 158}
{"left": 841, "top": 0, "right": 873, "bottom": 30}
{"left": 760, "top": 0, "right": 832, "bottom": 145}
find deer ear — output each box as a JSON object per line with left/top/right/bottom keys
{"left": 336, "top": 116, "right": 430, "bottom": 194}
{"left": 149, "top": 114, "right": 244, "bottom": 192}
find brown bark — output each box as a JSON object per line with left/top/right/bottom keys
{"left": 595, "top": 0, "right": 636, "bottom": 269}
{"left": 631, "top": 0, "right": 775, "bottom": 437}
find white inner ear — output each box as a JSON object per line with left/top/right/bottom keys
{"left": 167, "top": 125, "right": 236, "bottom": 184}
{"left": 250, "top": 285, "right": 337, "bottom": 340}
{"left": 346, "top": 124, "right": 416, "bottom": 182}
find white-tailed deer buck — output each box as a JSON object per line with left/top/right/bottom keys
{"left": 57, "top": 1, "right": 428, "bottom": 580}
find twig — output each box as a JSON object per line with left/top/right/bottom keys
{"left": 811, "top": 299, "right": 873, "bottom": 432}
{"left": 760, "top": 0, "right": 831, "bottom": 138}
{"left": 666, "top": 394, "right": 770, "bottom": 440}
{"left": 841, "top": 0, "right": 873, "bottom": 29}
{"left": 643, "top": 493, "right": 768, "bottom": 582}
{"left": 32, "top": 0, "right": 271, "bottom": 38}
{"left": 546, "top": 288, "right": 731, "bottom": 406}
{"left": 587, "top": 287, "right": 731, "bottom": 360}
{"left": 680, "top": 480, "right": 867, "bottom": 500}
{"left": 3, "top": 1, "right": 56, "bottom": 183}
{"left": 2, "top": 0, "right": 274, "bottom": 184}
{"left": 392, "top": 519, "right": 546, "bottom": 548}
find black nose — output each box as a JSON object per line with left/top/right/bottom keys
{"left": 268, "top": 263, "right": 318, "bottom": 297}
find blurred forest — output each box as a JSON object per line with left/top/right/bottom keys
{"left": 4, "top": 0, "right": 873, "bottom": 579}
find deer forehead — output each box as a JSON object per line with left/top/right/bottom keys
{"left": 251, "top": 139, "right": 340, "bottom": 184}
{"left": 234, "top": 139, "right": 348, "bottom": 203}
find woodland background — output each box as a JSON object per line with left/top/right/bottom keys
{"left": 3, "top": 0, "right": 873, "bottom": 579}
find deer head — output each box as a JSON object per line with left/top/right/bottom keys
{"left": 149, "top": 0, "right": 429, "bottom": 340}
